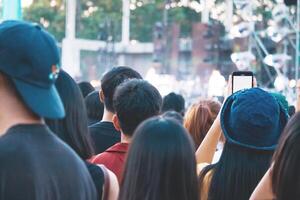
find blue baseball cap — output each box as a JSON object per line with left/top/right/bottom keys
{"left": 0, "top": 20, "right": 65, "bottom": 119}
{"left": 221, "top": 88, "right": 288, "bottom": 150}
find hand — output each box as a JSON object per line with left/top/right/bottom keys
{"left": 253, "top": 77, "right": 258, "bottom": 87}
{"left": 225, "top": 75, "right": 232, "bottom": 99}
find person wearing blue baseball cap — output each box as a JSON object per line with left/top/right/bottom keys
{"left": 195, "top": 84, "right": 288, "bottom": 200}
{"left": 0, "top": 20, "right": 97, "bottom": 200}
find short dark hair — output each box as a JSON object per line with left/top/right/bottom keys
{"left": 85, "top": 91, "right": 104, "bottom": 124}
{"left": 113, "top": 79, "right": 162, "bottom": 136}
{"left": 288, "top": 105, "right": 296, "bottom": 117}
{"left": 46, "top": 71, "right": 94, "bottom": 160}
{"left": 78, "top": 81, "right": 95, "bottom": 98}
{"left": 162, "top": 110, "right": 184, "bottom": 124}
{"left": 101, "top": 66, "right": 142, "bottom": 113}
{"left": 161, "top": 92, "right": 185, "bottom": 116}
{"left": 119, "top": 117, "right": 199, "bottom": 200}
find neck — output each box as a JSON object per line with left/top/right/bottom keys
{"left": 0, "top": 116, "right": 42, "bottom": 136}
{"left": 101, "top": 108, "right": 114, "bottom": 122}
{"left": 121, "top": 133, "right": 131, "bottom": 143}
{"left": 0, "top": 95, "right": 42, "bottom": 136}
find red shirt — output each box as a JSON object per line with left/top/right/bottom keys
{"left": 91, "top": 143, "right": 129, "bottom": 183}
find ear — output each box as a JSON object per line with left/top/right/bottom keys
{"left": 112, "top": 114, "right": 121, "bottom": 132}
{"left": 99, "top": 90, "right": 105, "bottom": 103}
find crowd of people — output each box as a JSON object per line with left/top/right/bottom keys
{"left": 1, "top": 20, "right": 300, "bottom": 200}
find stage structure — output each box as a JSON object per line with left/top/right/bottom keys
{"left": 227, "top": 0, "right": 300, "bottom": 97}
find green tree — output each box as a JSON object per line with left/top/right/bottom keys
{"left": 22, "top": 0, "right": 205, "bottom": 43}
{"left": 23, "top": 0, "right": 65, "bottom": 41}
{"left": 77, "top": 0, "right": 122, "bottom": 41}
{"left": 23, "top": 0, "right": 122, "bottom": 42}
{"left": 130, "top": 1, "right": 202, "bottom": 42}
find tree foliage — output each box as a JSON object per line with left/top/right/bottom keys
{"left": 22, "top": 0, "right": 204, "bottom": 42}
{"left": 23, "top": 0, "right": 65, "bottom": 41}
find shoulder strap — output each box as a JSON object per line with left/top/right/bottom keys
{"left": 98, "top": 164, "right": 110, "bottom": 200}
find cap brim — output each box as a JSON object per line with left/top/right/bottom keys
{"left": 12, "top": 78, "right": 65, "bottom": 119}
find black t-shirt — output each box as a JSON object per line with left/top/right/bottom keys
{"left": 0, "top": 124, "right": 97, "bottom": 200}
{"left": 88, "top": 118, "right": 98, "bottom": 126}
{"left": 85, "top": 162, "right": 104, "bottom": 199}
{"left": 89, "top": 121, "right": 120, "bottom": 154}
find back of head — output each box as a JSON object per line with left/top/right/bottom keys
{"left": 272, "top": 112, "right": 300, "bottom": 200}
{"left": 221, "top": 88, "right": 288, "bottom": 150}
{"left": 270, "top": 92, "right": 289, "bottom": 113}
{"left": 288, "top": 105, "right": 295, "bottom": 117}
{"left": 78, "top": 81, "right": 95, "bottom": 98}
{"left": 184, "top": 101, "right": 216, "bottom": 147}
{"left": 120, "top": 117, "right": 198, "bottom": 200}
{"left": 200, "top": 88, "right": 288, "bottom": 200}
{"left": 162, "top": 110, "right": 184, "bottom": 124}
{"left": 161, "top": 92, "right": 185, "bottom": 116}
{"left": 202, "top": 99, "right": 221, "bottom": 118}
{"left": 0, "top": 20, "right": 65, "bottom": 119}
{"left": 113, "top": 79, "right": 162, "bottom": 136}
{"left": 46, "top": 71, "right": 94, "bottom": 160}
{"left": 85, "top": 91, "right": 104, "bottom": 124}
{"left": 101, "top": 66, "right": 142, "bottom": 113}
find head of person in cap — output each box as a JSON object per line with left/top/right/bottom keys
{"left": 0, "top": 20, "right": 65, "bottom": 119}
{"left": 0, "top": 20, "right": 96, "bottom": 200}
{"left": 198, "top": 87, "right": 288, "bottom": 200}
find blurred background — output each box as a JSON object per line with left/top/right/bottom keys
{"left": 0, "top": 0, "right": 299, "bottom": 103}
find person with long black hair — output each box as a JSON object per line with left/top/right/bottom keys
{"left": 196, "top": 88, "right": 288, "bottom": 200}
{"left": 250, "top": 112, "right": 300, "bottom": 200}
{"left": 46, "top": 71, "right": 118, "bottom": 200}
{"left": 119, "top": 117, "right": 199, "bottom": 200}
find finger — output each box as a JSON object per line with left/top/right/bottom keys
{"left": 226, "top": 75, "right": 233, "bottom": 97}
{"left": 253, "top": 77, "right": 258, "bottom": 87}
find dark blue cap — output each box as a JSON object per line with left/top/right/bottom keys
{"left": 221, "top": 88, "right": 288, "bottom": 150}
{"left": 0, "top": 20, "right": 65, "bottom": 119}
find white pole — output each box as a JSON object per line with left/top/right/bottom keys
{"left": 3, "top": 0, "right": 22, "bottom": 20}
{"left": 66, "top": 0, "right": 76, "bottom": 39}
{"left": 122, "top": 0, "right": 130, "bottom": 45}
{"left": 62, "top": 0, "right": 80, "bottom": 77}
{"left": 202, "top": 0, "right": 209, "bottom": 23}
{"left": 225, "top": 0, "right": 233, "bottom": 32}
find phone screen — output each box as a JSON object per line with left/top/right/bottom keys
{"left": 233, "top": 75, "right": 253, "bottom": 93}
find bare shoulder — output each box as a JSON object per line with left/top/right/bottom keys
{"left": 107, "top": 169, "right": 119, "bottom": 200}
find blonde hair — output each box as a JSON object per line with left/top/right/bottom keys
{"left": 184, "top": 100, "right": 222, "bottom": 148}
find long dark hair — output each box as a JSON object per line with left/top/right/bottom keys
{"left": 119, "top": 117, "right": 199, "bottom": 200}
{"left": 272, "top": 112, "right": 300, "bottom": 200}
{"left": 199, "top": 142, "right": 273, "bottom": 200}
{"left": 46, "top": 71, "right": 94, "bottom": 160}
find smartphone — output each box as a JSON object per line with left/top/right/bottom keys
{"left": 232, "top": 71, "right": 254, "bottom": 93}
